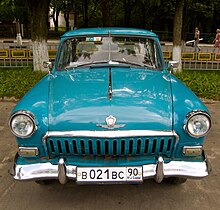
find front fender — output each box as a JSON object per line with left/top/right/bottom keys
{"left": 10, "top": 74, "right": 51, "bottom": 155}
{"left": 170, "top": 75, "right": 210, "bottom": 149}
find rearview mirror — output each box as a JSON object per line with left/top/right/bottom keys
{"left": 43, "top": 61, "right": 53, "bottom": 73}
{"left": 168, "top": 61, "right": 179, "bottom": 73}
{"left": 43, "top": 61, "right": 52, "bottom": 69}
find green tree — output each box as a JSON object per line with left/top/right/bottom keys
{"left": 62, "top": 0, "right": 76, "bottom": 29}
{"left": 0, "top": 0, "right": 15, "bottom": 23}
{"left": 101, "top": 0, "right": 110, "bottom": 26}
{"left": 184, "top": 0, "right": 220, "bottom": 42}
{"left": 50, "top": 0, "right": 63, "bottom": 32}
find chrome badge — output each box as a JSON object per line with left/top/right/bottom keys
{"left": 106, "top": 115, "right": 116, "bottom": 128}
{"left": 97, "top": 115, "right": 125, "bottom": 129}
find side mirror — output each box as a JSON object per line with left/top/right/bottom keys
{"left": 43, "top": 61, "right": 53, "bottom": 73}
{"left": 168, "top": 61, "right": 179, "bottom": 73}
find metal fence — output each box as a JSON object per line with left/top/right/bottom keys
{"left": 0, "top": 41, "right": 58, "bottom": 68}
{"left": 0, "top": 41, "right": 220, "bottom": 70}
{"left": 162, "top": 44, "right": 220, "bottom": 70}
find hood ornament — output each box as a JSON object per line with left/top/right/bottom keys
{"left": 97, "top": 115, "right": 125, "bottom": 129}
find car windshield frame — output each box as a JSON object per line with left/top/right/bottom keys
{"left": 56, "top": 35, "right": 164, "bottom": 71}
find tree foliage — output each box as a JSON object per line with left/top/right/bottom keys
{"left": 1, "top": 0, "right": 220, "bottom": 42}
{"left": 0, "top": 0, "right": 28, "bottom": 23}
{"left": 0, "top": 0, "right": 15, "bottom": 23}
{"left": 47, "top": 0, "right": 219, "bottom": 42}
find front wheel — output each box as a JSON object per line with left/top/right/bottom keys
{"left": 166, "top": 177, "right": 187, "bottom": 185}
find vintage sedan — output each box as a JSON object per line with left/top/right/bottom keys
{"left": 9, "top": 28, "right": 211, "bottom": 185}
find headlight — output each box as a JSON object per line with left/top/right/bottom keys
{"left": 185, "top": 110, "right": 211, "bottom": 138}
{"left": 9, "top": 111, "right": 36, "bottom": 138}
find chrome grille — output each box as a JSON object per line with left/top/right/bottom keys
{"left": 46, "top": 136, "right": 175, "bottom": 158}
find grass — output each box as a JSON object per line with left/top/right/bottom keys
{"left": 0, "top": 68, "right": 219, "bottom": 100}
{"left": 0, "top": 68, "right": 46, "bottom": 99}
{"left": 175, "top": 70, "right": 220, "bottom": 100}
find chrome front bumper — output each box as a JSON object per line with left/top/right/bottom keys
{"left": 10, "top": 155, "right": 211, "bottom": 184}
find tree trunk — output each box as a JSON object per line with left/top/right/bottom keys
{"left": 32, "top": 40, "right": 49, "bottom": 70}
{"left": 54, "top": 10, "right": 60, "bottom": 32}
{"left": 123, "top": 0, "right": 131, "bottom": 27}
{"left": 64, "top": 12, "right": 70, "bottom": 30}
{"left": 172, "top": 0, "right": 184, "bottom": 73}
{"left": 141, "top": 2, "right": 146, "bottom": 28}
{"left": 83, "top": 0, "right": 89, "bottom": 27}
{"left": 101, "top": 0, "right": 110, "bottom": 27}
{"left": 27, "top": 0, "right": 50, "bottom": 71}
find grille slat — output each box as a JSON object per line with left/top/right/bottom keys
{"left": 53, "top": 141, "right": 60, "bottom": 154}
{"left": 124, "top": 139, "right": 129, "bottom": 155}
{"left": 47, "top": 136, "right": 175, "bottom": 158}
{"left": 100, "top": 140, "right": 105, "bottom": 155}
{"left": 116, "top": 140, "right": 121, "bottom": 155}
{"left": 147, "top": 139, "right": 153, "bottom": 154}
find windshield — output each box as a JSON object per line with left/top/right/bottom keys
{"left": 56, "top": 35, "right": 163, "bottom": 70}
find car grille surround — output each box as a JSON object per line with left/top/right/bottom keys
{"left": 46, "top": 136, "right": 176, "bottom": 158}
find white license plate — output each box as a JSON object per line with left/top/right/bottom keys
{"left": 77, "top": 166, "right": 143, "bottom": 183}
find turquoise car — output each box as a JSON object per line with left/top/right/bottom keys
{"left": 9, "top": 28, "right": 212, "bottom": 185}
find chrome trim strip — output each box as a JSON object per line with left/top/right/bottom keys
{"left": 108, "top": 67, "right": 113, "bottom": 100}
{"left": 12, "top": 159, "right": 210, "bottom": 182}
{"left": 42, "top": 130, "right": 179, "bottom": 140}
{"left": 186, "top": 110, "right": 211, "bottom": 119}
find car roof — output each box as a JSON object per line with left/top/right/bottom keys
{"left": 61, "top": 27, "right": 157, "bottom": 38}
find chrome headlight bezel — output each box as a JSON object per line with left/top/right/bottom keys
{"left": 184, "top": 110, "right": 211, "bottom": 138}
{"left": 9, "top": 110, "right": 37, "bottom": 138}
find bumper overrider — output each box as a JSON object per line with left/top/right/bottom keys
{"left": 10, "top": 153, "right": 211, "bottom": 184}
{"left": 10, "top": 130, "right": 211, "bottom": 184}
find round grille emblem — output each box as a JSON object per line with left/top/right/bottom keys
{"left": 105, "top": 115, "right": 116, "bottom": 128}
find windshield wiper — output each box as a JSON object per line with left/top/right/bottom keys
{"left": 65, "top": 60, "right": 109, "bottom": 70}
{"left": 65, "top": 59, "right": 153, "bottom": 70}
{"left": 65, "top": 60, "right": 131, "bottom": 70}
{"left": 111, "top": 59, "right": 150, "bottom": 68}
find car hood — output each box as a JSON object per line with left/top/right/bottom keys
{"left": 48, "top": 67, "right": 173, "bottom": 131}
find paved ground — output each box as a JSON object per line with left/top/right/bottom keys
{"left": 0, "top": 101, "right": 219, "bottom": 210}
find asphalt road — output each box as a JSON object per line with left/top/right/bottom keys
{"left": 0, "top": 101, "right": 219, "bottom": 210}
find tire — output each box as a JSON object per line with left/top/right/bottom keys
{"left": 167, "top": 177, "right": 187, "bottom": 185}
{"left": 35, "top": 180, "right": 55, "bottom": 185}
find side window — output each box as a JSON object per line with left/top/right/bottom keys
{"left": 145, "top": 39, "right": 162, "bottom": 69}
{"left": 57, "top": 40, "right": 72, "bottom": 69}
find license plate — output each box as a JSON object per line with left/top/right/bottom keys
{"left": 77, "top": 166, "right": 143, "bottom": 183}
